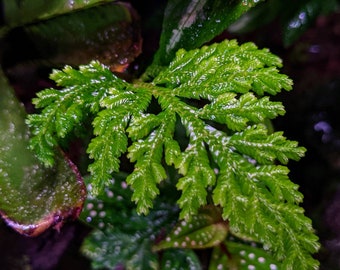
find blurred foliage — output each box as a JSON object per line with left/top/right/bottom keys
{"left": 229, "top": 0, "right": 340, "bottom": 46}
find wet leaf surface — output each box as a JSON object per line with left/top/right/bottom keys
{"left": 1, "top": 0, "right": 113, "bottom": 29}
{"left": 154, "top": 206, "right": 229, "bottom": 251}
{"left": 209, "top": 240, "right": 281, "bottom": 270}
{"left": 0, "top": 72, "right": 86, "bottom": 237}
{"left": 154, "top": 0, "right": 263, "bottom": 65}
{"left": 22, "top": 2, "right": 142, "bottom": 71}
{"left": 80, "top": 174, "right": 180, "bottom": 269}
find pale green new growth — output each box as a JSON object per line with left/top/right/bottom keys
{"left": 27, "top": 40, "right": 319, "bottom": 269}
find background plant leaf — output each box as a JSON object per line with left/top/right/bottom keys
{"left": 208, "top": 240, "right": 282, "bottom": 270}
{"left": 0, "top": 71, "right": 86, "bottom": 237}
{"left": 80, "top": 175, "right": 180, "bottom": 269}
{"left": 1, "top": 0, "right": 115, "bottom": 30}
{"left": 153, "top": 0, "right": 264, "bottom": 65}
{"left": 154, "top": 206, "right": 228, "bottom": 251}
{"left": 228, "top": 0, "right": 340, "bottom": 46}
{"left": 3, "top": 2, "right": 141, "bottom": 73}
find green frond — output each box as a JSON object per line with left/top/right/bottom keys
{"left": 27, "top": 41, "right": 319, "bottom": 268}
{"left": 154, "top": 40, "right": 292, "bottom": 98}
{"left": 200, "top": 92, "right": 285, "bottom": 131}
{"left": 229, "top": 125, "right": 306, "bottom": 164}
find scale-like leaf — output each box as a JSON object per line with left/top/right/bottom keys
{"left": 27, "top": 40, "right": 319, "bottom": 268}
{"left": 0, "top": 72, "right": 86, "bottom": 236}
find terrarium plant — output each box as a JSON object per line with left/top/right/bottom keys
{"left": 1, "top": 0, "right": 336, "bottom": 269}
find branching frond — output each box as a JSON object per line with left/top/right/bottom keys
{"left": 27, "top": 39, "right": 319, "bottom": 268}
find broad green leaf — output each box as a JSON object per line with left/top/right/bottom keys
{"left": 22, "top": 2, "right": 141, "bottom": 70}
{"left": 161, "top": 249, "right": 202, "bottom": 270}
{"left": 229, "top": 0, "right": 340, "bottom": 46}
{"left": 153, "top": 0, "right": 264, "bottom": 65}
{"left": 80, "top": 179, "right": 179, "bottom": 269}
{"left": 2, "top": 0, "right": 114, "bottom": 29}
{"left": 281, "top": 0, "right": 323, "bottom": 46}
{"left": 0, "top": 72, "right": 86, "bottom": 236}
{"left": 82, "top": 229, "right": 159, "bottom": 270}
{"left": 209, "top": 240, "right": 281, "bottom": 270}
{"left": 154, "top": 206, "right": 228, "bottom": 251}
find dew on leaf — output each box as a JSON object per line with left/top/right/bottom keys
{"left": 248, "top": 253, "right": 255, "bottom": 259}
{"left": 258, "top": 257, "right": 265, "bottom": 263}
{"left": 270, "top": 264, "right": 278, "bottom": 270}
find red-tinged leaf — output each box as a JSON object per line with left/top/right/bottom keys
{"left": 154, "top": 206, "right": 228, "bottom": 251}
{"left": 0, "top": 72, "right": 86, "bottom": 237}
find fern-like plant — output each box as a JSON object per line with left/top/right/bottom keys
{"left": 27, "top": 39, "right": 319, "bottom": 269}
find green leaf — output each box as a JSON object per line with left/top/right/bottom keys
{"left": 209, "top": 240, "right": 282, "bottom": 270}
{"left": 154, "top": 206, "right": 228, "bottom": 251}
{"left": 2, "top": 0, "right": 114, "bottom": 29}
{"left": 229, "top": 0, "right": 340, "bottom": 47}
{"left": 82, "top": 229, "right": 159, "bottom": 270}
{"left": 0, "top": 71, "right": 86, "bottom": 237}
{"left": 154, "top": 0, "right": 264, "bottom": 65}
{"left": 21, "top": 2, "right": 141, "bottom": 69}
{"left": 154, "top": 40, "right": 292, "bottom": 97}
{"left": 201, "top": 92, "right": 285, "bottom": 131}
{"left": 80, "top": 179, "right": 179, "bottom": 269}
{"left": 28, "top": 40, "right": 319, "bottom": 268}
{"left": 281, "top": 0, "right": 322, "bottom": 46}
{"left": 161, "top": 249, "right": 202, "bottom": 270}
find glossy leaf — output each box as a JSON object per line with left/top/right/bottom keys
{"left": 160, "top": 249, "right": 202, "bottom": 270}
{"left": 153, "top": 0, "right": 264, "bottom": 65}
{"left": 23, "top": 2, "right": 141, "bottom": 71}
{"left": 0, "top": 72, "right": 86, "bottom": 236}
{"left": 154, "top": 206, "right": 228, "bottom": 251}
{"left": 1, "top": 0, "right": 114, "bottom": 29}
{"left": 80, "top": 177, "right": 179, "bottom": 269}
{"left": 281, "top": 0, "right": 322, "bottom": 46}
{"left": 229, "top": 0, "right": 340, "bottom": 46}
{"left": 209, "top": 240, "right": 281, "bottom": 270}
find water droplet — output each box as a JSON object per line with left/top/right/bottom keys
{"left": 258, "top": 257, "right": 265, "bottom": 263}
{"left": 106, "top": 190, "right": 114, "bottom": 198}
{"left": 270, "top": 264, "right": 278, "bottom": 270}
{"left": 248, "top": 253, "right": 255, "bottom": 259}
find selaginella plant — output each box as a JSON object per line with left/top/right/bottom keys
{"left": 26, "top": 39, "right": 320, "bottom": 269}
{"left": 0, "top": 0, "right": 322, "bottom": 269}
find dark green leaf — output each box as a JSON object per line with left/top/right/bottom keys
{"left": 0, "top": 72, "right": 86, "bottom": 237}
{"left": 161, "top": 249, "right": 202, "bottom": 270}
{"left": 154, "top": 0, "right": 264, "bottom": 65}
{"left": 80, "top": 178, "right": 179, "bottom": 269}
{"left": 2, "top": 0, "right": 114, "bottom": 29}
{"left": 209, "top": 240, "right": 281, "bottom": 270}
{"left": 23, "top": 2, "right": 141, "bottom": 69}
{"left": 154, "top": 206, "right": 228, "bottom": 251}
